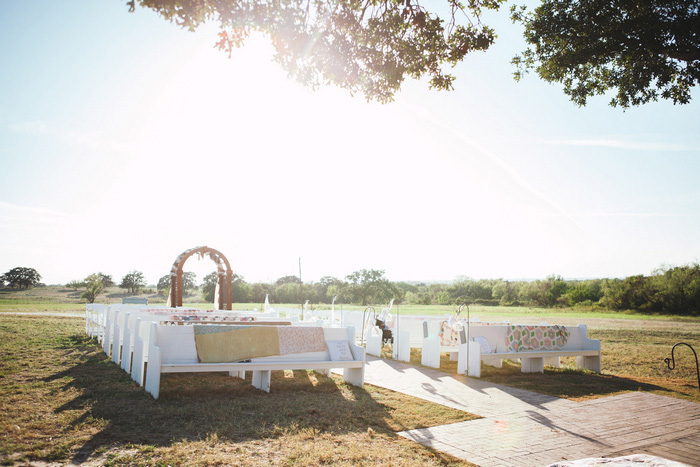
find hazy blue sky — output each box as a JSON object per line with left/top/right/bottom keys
{"left": 1, "top": 0, "right": 699, "bottom": 286}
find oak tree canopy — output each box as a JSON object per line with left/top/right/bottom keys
{"left": 129, "top": 1, "right": 700, "bottom": 107}
{"left": 511, "top": 0, "right": 700, "bottom": 107}
{"left": 128, "top": 0, "right": 504, "bottom": 102}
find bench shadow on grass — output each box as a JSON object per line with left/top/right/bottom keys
{"left": 473, "top": 360, "right": 675, "bottom": 400}
{"left": 395, "top": 349, "right": 685, "bottom": 401}
{"left": 47, "top": 338, "right": 431, "bottom": 465}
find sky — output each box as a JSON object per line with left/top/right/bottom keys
{"left": 1, "top": 0, "right": 699, "bottom": 287}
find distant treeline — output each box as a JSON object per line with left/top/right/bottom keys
{"left": 195, "top": 264, "right": 700, "bottom": 316}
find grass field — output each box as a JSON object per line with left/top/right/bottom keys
{"left": 0, "top": 315, "right": 477, "bottom": 466}
{"left": 2, "top": 287, "right": 700, "bottom": 465}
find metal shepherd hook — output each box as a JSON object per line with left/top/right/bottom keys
{"left": 664, "top": 342, "right": 700, "bottom": 393}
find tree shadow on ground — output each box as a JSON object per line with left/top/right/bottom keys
{"left": 474, "top": 360, "right": 683, "bottom": 400}
{"left": 391, "top": 347, "right": 698, "bottom": 402}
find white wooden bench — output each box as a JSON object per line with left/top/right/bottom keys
{"left": 87, "top": 304, "right": 278, "bottom": 382}
{"left": 365, "top": 325, "right": 411, "bottom": 362}
{"left": 456, "top": 323, "right": 601, "bottom": 377}
{"left": 421, "top": 319, "right": 474, "bottom": 368}
{"left": 85, "top": 303, "right": 109, "bottom": 342}
{"left": 114, "top": 308, "right": 285, "bottom": 385}
{"left": 125, "top": 310, "right": 277, "bottom": 383}
{"left": 144, "top": 324, "right": 365, "bottom": 399}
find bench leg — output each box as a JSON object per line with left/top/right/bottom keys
{"left": 458, "top": 341, "right": 482, "bottom": 378}
{"left": 544, "top": 356, "right": 560, "bottom": 368}
{"left": 252, "top": 370, "right": 271, "bottom": 392}
{"left": 103, "top": 324, "right": 112, "bottom": 357}
{"left": 112, "top": 344, "right": 121, "bottom": 365}
{"left": 421, "top": 337, "right": 440, "bottom": 369}
{"left": 343, "top": 367, "right": 364, "bottom": 387}
{"left": 229, "top": 370, "right": 246, "bottom": 379}
{"left": 577, "top": 355, "right": 601, "bottom": 373}
{"left": 131, "top": 339, "right": 145, "bottom": 386}
{"left": 393, "top": 330, "right": 411, "bottom": 362}
{"left": 111, "top": 327, "right": 121, "bottom": 365}
{"left": 521, "top": 357, "right": 544, "bottom": 373}
{"left": 121, "top": 330, "right": 132, "bottom": 373}
{"left": 366, "top": 331, "right": 382, "bottom": 357}
{"left": 144, "top": 346, "right": 161, "bottom": 399}
{"left": 482, "top": 356, "right": 503, "bottom": 368}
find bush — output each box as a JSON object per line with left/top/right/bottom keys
{"left": 80, "top": 274, "right": 104, "bottom": 303}
{"left": 66, "top": 280, "right": 85, "bottom": 290}
{"left": 599, "top": 265, "right": 700, "bottom": 315}
{"left": 472, "top": 299, "right": 500, "bottom": 306}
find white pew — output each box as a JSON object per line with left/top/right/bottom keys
{"left": 144, "top": 325, "right": 365, "bottom": 399}
{"left": 85, "top": 303, "right": 108, "bottom": 341}
{"left": 365, "top": 325, "right": 383, "bottom": 357}
{"left": 421, "top": 321, "right": 441, "bottom": 368}
{"left": 458, "top": 323, "right": 601, "bottom": 377}
{"left": 392, "top": 330, "right": 411, "bottom": 362}
{"left": 115, "top": 308, "right": 283, "bottom": 384}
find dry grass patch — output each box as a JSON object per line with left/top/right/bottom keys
{"left": 0, "top": 315, "right": 477, "bottom": 467}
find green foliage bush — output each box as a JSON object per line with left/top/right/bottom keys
{"left": 119, "top": 270, "right": 146, "bottom": 294}
{"left": 567, "top": 280, "right": 604, "bottom": 306}
{"left": 65, "top": 280, "right": 85, "bottom": 290}
{"left": 1, "top": 267, "right": 42, "bottom": 290}
{"left": 62, "top": 263, "right": 700, "bottom": 316}
{"left": 471, "top": 299, "right": 500, "bottom": 306}
{"left": 201, "top": 272, "right": 217, "bottom": 303}
{"left": 80, "top": 273, "right": 104, "bottom": 304}
{"left": 600, "top": 264, "right": 700, "bottom": 315}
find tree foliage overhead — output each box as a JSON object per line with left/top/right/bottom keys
{"left": 511, "top": 0, "right": 700, "bottom": 107}
{"left": 129, "top": 0, "right": 504, "bottom": 102}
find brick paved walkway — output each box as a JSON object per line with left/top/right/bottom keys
{"left": 362, "top": 356, "right": 700, "bottom": 467}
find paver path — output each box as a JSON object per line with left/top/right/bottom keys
{"left": 362, "top": 356, "right": 700, "bottom": 467}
